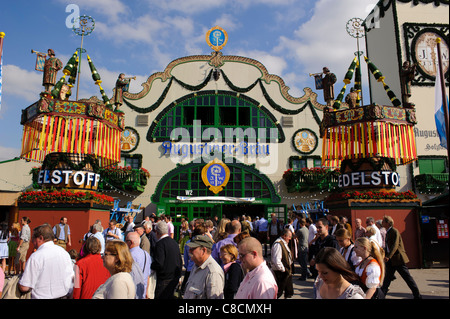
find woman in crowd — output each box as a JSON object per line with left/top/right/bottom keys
{"left": 92, "top": 240, "right": 135, "bottom": 299}
{"left": 313, "top": 247, "right": 365, "bottom": 299}
{"left": 354, "top": 237, "right": 385, "bottom": 299}
{"left": 73, "top": 236, "right": 110, "bottom": 299}
{"left": 0, "top": 222, "right": 9, "bottom": 272}
{"left": 220, "top": 244, "right": 244, "bottom": 299}
{"left": 7, "top": 223, "right": 21, "bottom": 276}
{"left": 335, "top": 228, "right": 361, "bottom": 271}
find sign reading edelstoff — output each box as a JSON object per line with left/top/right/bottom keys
{"left": 338, "top": 171, "right": 400, "bottom": 188}
{"left": 37, "top": 170, "right": 101, "bottom": 190}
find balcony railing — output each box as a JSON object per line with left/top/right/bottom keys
{"left": 414, "top": 173, "right": 449, "bottom": 194}
{"left": 283, "top": 168, "right": 340, "bottom": 193}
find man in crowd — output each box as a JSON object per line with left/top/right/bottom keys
{"left": 151, "top": 220, "right": 182, "bottom": 299}
{"left": 309, "top": 218, "right": 339, "bottom": 278}
{"left": 184, "top": 235, "right": 224, "bottom": 299}
{"left": 381, "top": 215, "right": 422, "bottom": 299}
{"left": 19, "top": 224, "right": 74, "bottom": 299}
{"left": 271, "top": 229, "right": 293, "bottom": 298}
{"left": 235, "top": 237, "right": 278, "bottom": 299}
{"left": 53, "top": 216, "right": 71, "bottom": 250}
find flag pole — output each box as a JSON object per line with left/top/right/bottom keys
{"left": 436, "top": 38, "right": 449, "bottom": 156}
{"left": 0, "top": 32, "right": 5, "bottom": 112}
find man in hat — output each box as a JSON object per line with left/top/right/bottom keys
{"left": 322, "top": 67, "right": 337, "bottom": 106}
{"left": 134, "top": 222, "right": 151, "bottom": 256}
{"left": 184, "top": 235, "right": 225, "bottom": 299}
{"left": 43, "top": 49, "right": 62, "bottom": 92}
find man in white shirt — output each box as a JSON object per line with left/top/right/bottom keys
{"left": 19, "top": 224, "right": 74, "bottom": 299}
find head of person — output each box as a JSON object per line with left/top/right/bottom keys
{"left": 186, "top": 235, "right": 213, "bottom": 266}
{"left": 365, "top": 226, "right": 376, "bottom": 238}
{"left": 103, "top": 240, "right": 133, "bottom": 275}
{"left": 83, "top": 236, "right": 102, "bottom": 255}
{"left": 315, "top": 247, "right": 359, "bottom": 284}
{"left": 32, "top": 224, "right": 54, "bottom": 249}
{"left": 133, "top": 223, "right": 145, "bottom": 236}
{"left": 21, "top": 216, "right": 31, "bottom": 225}
{"left": 382, "top": 215, "right": 394, "bottom": 229}
{"left": 92, "top": 223, "right": 102, "bottom": 234}
{"left": 230, "top": 219, "right": 241, "bottom": 234}
{"left": 155, "top": 220, "right": 168, "bottom": 239}
{"left": 125, "top": 231, "right": 140, "bottom": 249}
{"left": 355, "top": 218, "right": 362, "bottom": 228}
{"left": 237, "top": 237, "right": 264, "bottom": 272}
{"left": 281, "top": 228, "right": 292, "bottom": 243}
{"left": 143, "top": 221, "right": 152, "bottom": 234}
{"left": 109, "top": 219, "right": 117, "bottom": 229}
{"left": 316, "top": 218, "right": 329, "bottom": 237}
{"left": 60, "top": 217, "right": 68, "bottom": 225}
{"left": 335, "top": 228, "right": 352, "bottom": 248}
{"left": 220, "top": 244, "right": 239, "bottom": 265}
{"left": 366, "top": 217, "right": 375, "bottom": 227}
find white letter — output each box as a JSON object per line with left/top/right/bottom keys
{"left": 65, "top": 4, "right": 80, "bottom": 29}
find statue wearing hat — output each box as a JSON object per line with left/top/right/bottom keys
{"left": 322, "top": 67, "right": 337, "bottom": 107}
{"left": 42, "top": 49, "right": 63, "bottom": 93}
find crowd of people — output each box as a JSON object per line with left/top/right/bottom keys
{"left": 0, "top": 211, "right": 422, "bottom": 300}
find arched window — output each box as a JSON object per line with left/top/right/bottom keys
{"left": 147, "top": 91, "right": 284, "bottom": 143}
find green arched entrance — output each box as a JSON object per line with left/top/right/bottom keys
{"left": 151, "top": 158, "right": 285, "bottom": 237}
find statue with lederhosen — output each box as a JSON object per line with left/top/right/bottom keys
{"left": 321, "top": 67, "right": 337, "bottom": 106}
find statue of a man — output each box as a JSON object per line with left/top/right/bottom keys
{"left": 322, "top": 67, "right": 337, "bottom": 106}
{"left": 114, "top": 73, "right": 131, "bottom": 112}
{"left": 42, "top": 49, "right": 63, "bottom": 92}
{"left": 400, "top": 61, "right": 416, "bottom": 108}
{"left": 345, "top": 87, "right": 358, "bottom": 108}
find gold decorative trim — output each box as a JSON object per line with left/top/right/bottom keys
{"left": 123, "top": 53, "right": 332, "bottom": 110}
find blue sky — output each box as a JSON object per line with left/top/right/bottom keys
{"left": 0, "top": 0, "right": 377, "bottom": 161}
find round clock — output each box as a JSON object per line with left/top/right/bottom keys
{"left": 206, "top": 26, "right": 228, "bottom": 52}
{"left": 293, "top": 129, "right": 318, "bottom": 155}
{"left": 120, "top": 127, "right": 139, "bottom": 153}
{"left": 413, "top": 30, "right": 449, "bottom": 78}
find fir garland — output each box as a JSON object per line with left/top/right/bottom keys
{"left": 40, "top": 153, "right": 101, "bottom": 173}
{"left": 123, "top": 77, "right": 173, "bottom": 114}
{"left": 220, "top": 69, "right": 259, "bottom": 93}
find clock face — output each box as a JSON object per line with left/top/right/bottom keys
{"left": 293, "top": 129, "right": 318, "bottom": 154}
{"left": 414, "top": 31, "right": 449, "bottom": 77}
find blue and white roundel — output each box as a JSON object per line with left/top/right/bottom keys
{"left": 209, "top": 29, "right": 225, "bottom": 47}
{"left": 206, "top": 164, "right": 226, "bottom": 187}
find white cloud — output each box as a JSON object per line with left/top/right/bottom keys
{"left": 2, "top": 65, "right": 43, "bottom": 102}
{"left": 236, "top": 50, "right": 288, "bottom": 77}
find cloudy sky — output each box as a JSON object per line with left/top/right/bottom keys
{"left": 0, "top": 0, "right": 377, "bottom": 161}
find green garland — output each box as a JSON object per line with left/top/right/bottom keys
{"left": 123, "top": 68, "right": 322, "bottom": 127}
{"left": 340, "top": 157, "right": 397, "bottom": 174}
{"left": 40, "top": 153, "right": 101, "bottom": 173}
{"left": 123, "top": 78, "right": 174, "bottom": 113}
{"left": 220, "top": 69, "right": 260, "bottom": 93}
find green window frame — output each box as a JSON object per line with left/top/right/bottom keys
{"left": 148, "top": 91, "right": 283, "bottom": 142}
{"left": 418, "top": 156, "right": 447, "bottom": 174}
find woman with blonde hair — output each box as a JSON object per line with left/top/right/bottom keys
{"left": 354, "top": 236, "right": 385, "bottom": 299}
{"left": 92, "top": 240, "right": 135, "bottom": 299}
{"left": 213, "top": 218, "right": 230, "bottom": 243}
{"left": 220, "top": 244, "right": 244, "bottom": 299}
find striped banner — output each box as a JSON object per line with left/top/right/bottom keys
{"left": 20, "top": 114, "right": 122, "bottom": 166}
{"left": 322, "top": 121, "right": 417, "bottom": 168}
